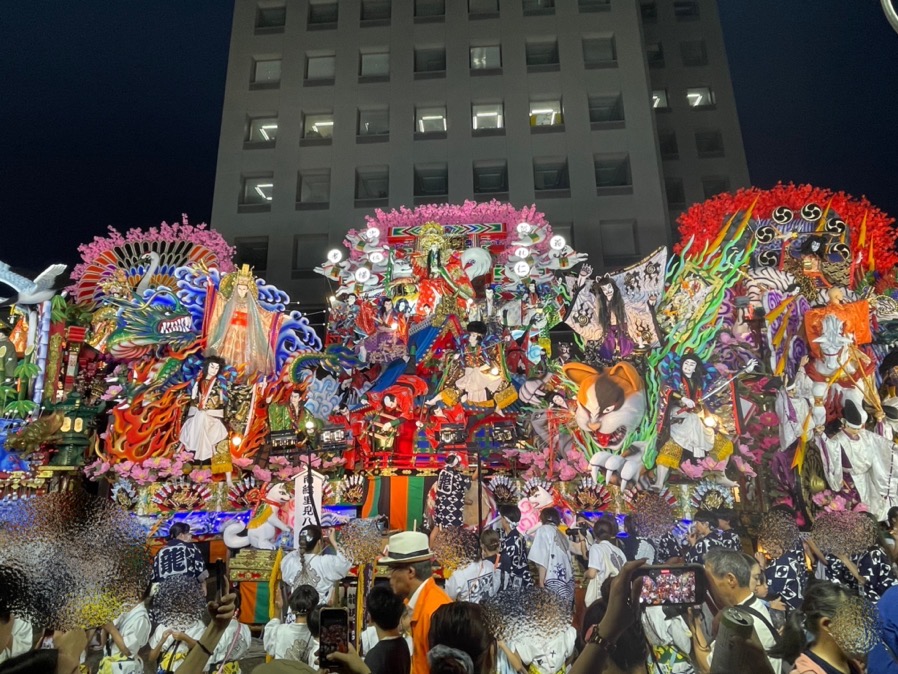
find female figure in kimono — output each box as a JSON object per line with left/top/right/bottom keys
{"left": 595, "top": 275, "right": 634, "bottom": 361}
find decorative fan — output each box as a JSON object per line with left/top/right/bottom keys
{"left": 153, "top": 479, "right": 212, "bottom": 512}
{"left": 690, "top": 481, "right": 734, "bottom": 513}
{"left": 228, "top": 476, "right": 262, "bottom": 510}
{"left": 622, "top": 487, "right": 676, "bottom": 511}
{"left": 337, "top": 474, "right": 366, "bottom": 505}
{"left": 522, "top": 477, "right": 553, "bottom": 498}
{"left": 569, "top": 477, "right": 611, "bottom": 512}
{"left": 111, "top": 481, "right": 139, "bottom": 510}
{"left": 322, "top": 481, "right": 335, "bottom": 505}
{"left": 488, "top": 475, "right": 520, "bottom": 505}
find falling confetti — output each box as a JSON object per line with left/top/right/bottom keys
{"left": 811, "top": 511, "right": 876, "bottom": 557}
{"left": 829, "top": 594, "right": 882, "bottom": 660}
{"left": 337, "top": 518, "right": 384, "bottom": 565}
{"left": 482, "top": 586, "right": 572, "bottom": 643}
{"left": 151, "top": 574, "right": 208, "bottom": 630}
{"left": 757, "top": 510, "right": 800, "bottom": 554}
{"left": 432, "top": 527, "right": 479, "bottom": 573}
{"left": 0, "top": 491, "right": 153, "bottom": 629}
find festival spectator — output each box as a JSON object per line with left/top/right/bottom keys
{"left": 868, "top": 585, "right": 898, "bottom": 673}
{"left": 428, "top": 603, "right": 495, "bottom": 674}
{"left": 503, "top": 596, "right": 578, "bottom": 674}
{"left": 149, "top": 601, "right": 250, "bottom": 673}
{"left": 827, "top": 542, "right": 898, "bottom": 603}
{"left": 713, "top": 509, "right": 742, "bottom": 551}
{"left": 152, "top": 523, "right": 208, "bottom": 584}
{"left": 620, "top": 515, "right": 656, "bottom": 563}
{"left": 445, "top": 530, "right": 500, "bottom": 603}
{"left": 363, "top": 585, "right": 411, "bottom": 674}
{"left": 497, "top": 505, "right": 533, "bottom": 590}
{"left": 529, "top": 508, "right": 575, "bottom": 604}
{"left": 381, "top": 531, "right": 451, "bottom": 674}
{"left": 577, "top": 576, "right": 648, "bottom": 674}
{"left": 263, "top": 584, "right": 318, "bottom": 663}
{"left": 684, "top": 511, "right": 721, "bottom": 564}
{"left": 0, "top": 629, "right": 87, "bottom": 674}
{"left": 655, "top": 530, "right": 684, "bottom": 563}
{"left": 280, "top": 525, "right": 352, "bottom": 605}
{"left": 642, "top": 605, "right": 694, "bottom": 673}
{"left": 584, "top": 519, "right": 627, "bottom": 605}
{"left": 769, "top": 581, "right": 863, "bottom": 674}
{"left": 0, "top": 612, "right": 32, "bottom": 665}
{"left": 692, "top": 548, "right": 782, "bottom": 674}
{"left": 97, "top": 585, "right": 152, "bottom": 674}
{"left": 755, "top": 542, "right": 806, "bottom": 611}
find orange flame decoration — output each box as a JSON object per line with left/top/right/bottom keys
{"left": 104, "top": 384, "right": 190, "bottom": 462}
{"left": 235, "top": 380, "right": 281, "bottom": 459}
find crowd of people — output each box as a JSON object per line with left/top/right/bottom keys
{"left": 5, "top": 504, "right": 898, "bottom": 674}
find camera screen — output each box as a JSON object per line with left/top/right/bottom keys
{"left": 638, "top": 568, "right": 697, "bottom": 605}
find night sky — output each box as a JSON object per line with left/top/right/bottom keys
{"left": 1, "top": 1, "right": 896, "bottom": 274}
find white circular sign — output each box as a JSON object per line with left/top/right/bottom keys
{"left": 327, "top": 249, "right": 343, "bottom": 263}
{"left": 365, "top": 227, "right": 381, "bottom": 240}
{"left": 513, "top": 261, "right": 531, "bottom": 277}
{"left": 369, "top": 251, "right": 385, "bottom": 264}
{"left": 516, "top": 222, "right": 533, "bottom": 235}
{"left": 549, "top": 235, "right": 566, "bottom": 250}
{"left": 514, "top": 246, "right": 531, "bottom": 259}
{"left": 355, "top": 267, "right": 372, "bottom": 283}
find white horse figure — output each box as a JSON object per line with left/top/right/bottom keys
{"left": 223, "top": 482, "right": 292, "bottom": 550}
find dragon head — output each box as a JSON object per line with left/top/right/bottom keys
{"left": 106, "top": 289, "right": 198, "bottom": 360}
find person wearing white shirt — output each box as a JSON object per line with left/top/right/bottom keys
{"left": 528, "top": 508, "right": 574, "bottom": 605}
{"left": 0, "top": 612, "right": 32, "bottom": 664}
{"left": 643, "top": 606, "right": 695, "bottom": 673}
{"left": 264, "top": 584, "right": 318, "bottom": 662}
{"left": 148, "top": 620, "right": 206, "bottom": 672}
{"left": 445, "top": 530, "right": 501, "bottom": 603}
{"left": 99, "top": 599, "right": 152, "bottom": 674}
{"left": 280, "top": 525, "right": 353, "bottom": 606}
{"left": 585, "top": 519, "right": 627, "bottom": 595}
{"left": 502, "top": 626, "right": 577, "bottom": 674}
{"left": 207, "top": 619, "right": 251, "bottom": 673}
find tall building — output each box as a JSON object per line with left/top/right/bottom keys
{"left": 210, "top": 0, "right": 749, "bottom": 308}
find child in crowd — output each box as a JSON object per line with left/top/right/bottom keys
{"left": 497, "top": 505, "right": 533, "bottom": 591}
{"left": 264, "top": 584, "right": 319, "bottom": 663}
{"left": 445, "top": 530, "right": 501, "bottom": 603}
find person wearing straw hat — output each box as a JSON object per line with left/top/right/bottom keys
{"left": 380, "top": 531, "right": 451, "bottom": 674}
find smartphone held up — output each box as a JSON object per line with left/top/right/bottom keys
{"left": 634, "top": 564, "right": 706, "bottom": 606}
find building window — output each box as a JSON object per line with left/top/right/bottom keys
{"left": 687, "top": 86, "right": 716, "bottom": 108}
{"left": 523, "top": 0, "right": 554, "bottom": 16}
{"left": 469, "top": 0, "right": 499, "bottom": 15}
{"left": 681, "top": 40, "right": 708, "bottom": 66}
{"left": 652, "top": 89, "right": 670, "bottom": 110}
{"left": 297, "top": 169, "right": 331, "bottom": 208}
{"left": 646, "top": 42, "right": 664, "bottom": 68}
{"left": 594, "top": 153, "right": 632, "bottom": 192}
{"left": 533, "top": 157, "right": 570, "bottom": 192}
{"left": 414, "top": 47, "right": 447, "bottom": 77}
{"left": 255, "top": 5, "right": 286, "bottom": 31}
{"left": 308, "top": 1, "right": 338, "bottom": 26}
{"left": 703, "top": 176, "right": 730, "bottom": 199}
{"left": 234, "top": 236, "right": 269, "bottom": 275}
{"left": 695, "top": 130, "right": 725, "bottom": 157}
{"left": 251, "top": 59, "right": 281, "bottom": 87}
{"left": 247, "top": 117, "right": 278, "bottom": 144}
{"left": 293, "top": 234, "right": 329, "bottom": 277}
{"left": 526, "top": 39, "right": 560, "bottom": 71}
{"left": 359, "top": 50, "right": 390, "bottom": 79}
{"left": 415, "top": 106, "right": 447, "bottom": 135}
{"left": 582, "top": 36, "right": 617, "bottom": 68}
{"left": 360, "top": 0, "right": 391, "bottom": 23}
{"left": 240, "top": 175, "right": 274, "bottom": 209}
{"left": 658, "top": 129, "right": 678, "bottom": 159}
{"left": 640, "top": 1, "right": 657, "bottom": 22}
{"left": 674, "top": 0, "right": 700, "bottom": 20}
{"left": 579, "top": 0, "right": 611, "bottom": 12}
{"left": 472, "top": 103, "right": 504, "bottom": 131}
{"left": 415, "top": 0, "right": 445, "bottom": 18}
{"left": 470, "top": 45, "right": 501, "bottom": 71}
{"left": 414, "top": 163, "right": 449, "bottom": 201}
{"left": 301, "top": 112, "right": 334, "bottom": 140}
{"left": 358, "top": 107, "right": 390, "bottom": 137}
{"left": 355, "top": 166, "right": 389, "bottom": 203}
{"left": 665, "top": 178, "right": 686, "bottom": 209}
{"left": 473, "top": 160, "right": 508, "bottom": 194}
{"left": 600, "top": 220, "right": 638, "bottom": 261}
{"left": 530, "top": 100, "right": 563, "bottom": 127}
{"left": 305, "top": 53, "right": 336, "bottom": 83}
{"left": 588, "top": 94, "right": 624, "bottom": 125}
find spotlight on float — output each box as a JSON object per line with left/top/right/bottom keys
{"left": 513, "top": 261, "right": 531, "bottom": 277}
{"left": 490, "top": 366, "right": 500, "bottom": 376}
{"left": 231, "top": 435, "right": 243, "bottom": 447}
{"left": 355, "top": 267, "right": 372, "bottom": 283}
{"left": 368, "top": 251, "right": 385, "bottom": 264}
{"left": 549, "top": 235, "right": 566, "bottom": 250}
{"left": 702, "top": 413, "right": 718, "bottom": 429}
{"left": 327, "top": 249, "right": 343, "bottom": 264}
{"left": 365, "top": 227, "right": 381, "bottom": 241}
{"left": 516, "top": 222, "right": 533, "bottom": 235}
{"left": 514, "top": 246, "right": 530, "bottom": 259}
{"left": 305, "top": 420, "right": 316, "bottom": 432}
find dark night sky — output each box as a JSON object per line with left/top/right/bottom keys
{"left": 1, "top": 1, "right": 896, "bottom": 273}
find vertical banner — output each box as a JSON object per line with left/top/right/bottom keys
{"left": 294, "top": 466, "right": 326, "bottom": 547}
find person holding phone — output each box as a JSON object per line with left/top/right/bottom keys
{"left": 280, "top": 526, "right": 352, "bottom": 606}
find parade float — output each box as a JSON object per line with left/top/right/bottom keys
{"left": 2, "top": 185, "right": 898, "bottom": 625}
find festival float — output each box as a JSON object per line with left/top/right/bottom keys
{"left": 1, "top": 186, "right": 897, "bottom": 626}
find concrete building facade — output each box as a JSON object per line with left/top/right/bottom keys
{"left": 210, "top": 0, "right": 750, "bottom": 308}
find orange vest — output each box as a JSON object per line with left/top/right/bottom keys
{"left": 410, "top": 577, "right": 453, "bottom": 674}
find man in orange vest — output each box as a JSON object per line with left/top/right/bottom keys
{"left": 380, "top": 531, "right": 452, "bottom": 674}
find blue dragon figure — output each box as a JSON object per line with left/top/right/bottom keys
{"left": 105, "top": 288, "right": 198, "bottom": 361}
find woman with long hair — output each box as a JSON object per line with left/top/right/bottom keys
{"left": 594, "top": 275, "right": 633, "bottom": 361}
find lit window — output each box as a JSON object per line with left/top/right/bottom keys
{"left": 594, "top": 154, "right": 632, "bottom": 189}
{"left": 293, "top": 234, "right": 329, "bottom": 274}
{"left": 414, "top": 163, "right": 449, "bottom": 197}
{"left": 306, "top": 54, "right": 336, "bottom": 81}
{"left": 646, "top": 42, "right": 664, "bottom": 68}
{"left": 416, "top": 106, "right": 447, "bottom": 134}
{"left": 308, "top": 1, "right": 338, "bottom": 25}
{"left": 530, "top": 101, "right": 563, "bottom": 127}
{"left": 523, "top": 0, "right": 554, "bottom": 15}
{"left": 681, "top": 40, "right": 708, "bottom": 66}
{"left": 302, "top": 113, "right": 334, "bottom": 139}
{"left": 472, "top": 103, "right": 504, "bottom": 130}
{"left": 587, "top": 94, "right": 623, "bottom": 124}
{"left": 358, "top": 108, "right": 390, "bottom": 136}
{"left": 360, "top": 51, "right": 390, "bottom": 77}
{"left": 473, "top": 160, "right": 508, "bottom": 194}
{"left": 526, "top": 40, "right": 560, "bottom": 68}
{"left": 470, "top": 45, "right": 501, "bottom": 70}
{"left": 702, "top": 176, "right": 730, "bottom": 199}
{"left": 652, "top": 89, "right": 670, "bottom": 110}
{"left": 600, "top": 220, "right": 638, "bottom": 259}
{"left": 355, "top": 166, "right": 389, "bottom": 200}
{"left": 665, "top": 178, "right": 686, "bottom": 209}
{"left": 533, "top": 157, "right": 570, "bottom": 191}
{"left": 640, "top": 1, "right": 657, "bottom": 21}
{"left": 361, "top": 0, "right": 391, "bottom": 22}
{"left": 414, "top": 47, "right": 447, "bottom": 74}
{"left": 658, "top": 129, "right": 678, "bottom": 159}
{"left": 469, "top": 0, "right": 499, "bottom": 15}
{"left": 256, "top": 5, "right": 286, "bottom": 30}
{"left": 242, "top": 176, "right": 274, "bottom": 204}
{"left": 687, "top": 87, "right": 716, "bottom": 108}
{"left": 674, "top": 0, "right": 700, "bottom": 20}
{"left": 252, "top": 59, "right": 281, "bottom": 84}
{"left": 298, "top": 169, "right": 331, "bottom": 205}
{"left": 582, "top": 36, "right": 617, "bottom": 67}
{"left": 415, "top": 0, "right": 446, "bottom": 17}
{"left": 234, "top": 237, "right": 269, "bottom": 274}
{"left": 247, "top": 117, "right": 278, "bottom": 142}
{"left": 695, "top": 130, "right": 724, "bottom": 157}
